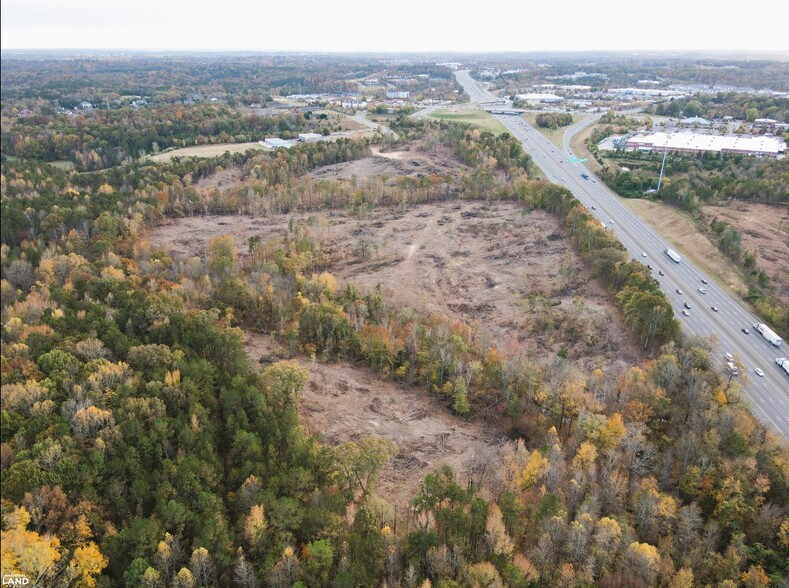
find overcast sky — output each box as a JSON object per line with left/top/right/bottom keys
{"left": 2, "top": 0, "right": 788, "bottom": 54}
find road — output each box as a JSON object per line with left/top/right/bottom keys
{"left": 448, "top": 71, "right": 789, "bottom": 440}
{"left": 351, "top": 110, "right": 399, "bottom": 140}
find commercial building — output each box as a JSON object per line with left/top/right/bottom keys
{"left": 515, "top": 93, "right": 563, "bottom": 103}
{"left": 260, "top": 138, "right": 297, "bottom": 149}
{"left": 625, "top": 132, "right": 786, "bottom": 158}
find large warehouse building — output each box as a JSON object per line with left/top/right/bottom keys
{"left": 625, "top": 132, "right": 786, "bottom": 158}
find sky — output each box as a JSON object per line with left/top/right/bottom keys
{"left": 2, "top": 0, "right": 788, "bottom": 54}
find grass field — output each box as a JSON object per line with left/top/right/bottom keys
{"left": 429, "top": 109, "right": 508, "bottom": 135}
{"left": 49, "top": 160, "right": 76, "bottom": 171}
{"left": 147, "top": 142, "right": 268, "bottom": 162}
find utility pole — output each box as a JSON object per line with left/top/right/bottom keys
{"left": 656, "top": 143, "right": 668, "bottom": 193}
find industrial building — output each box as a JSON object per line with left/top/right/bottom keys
{"left": 260, "top": 138, "right": 297, "bottom": 149}
{"left": 515, "top": 93, "right": 563, "bottom": 103}
{"left": 625, "top": 132, "right": 786, "bottom": 158}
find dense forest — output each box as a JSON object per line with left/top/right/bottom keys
{"left": 2, "top": 56, "right": 789, "bottom": 588}
{"left": 2, "top": 106, "right": 316, "bottom": 170}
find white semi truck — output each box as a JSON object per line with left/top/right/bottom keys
{"left": 665, "top": 248, "right": 681, "bottom": 263}
{"left": 754, "top": 323, "right": 783, "bottom": 347}
{"left": 776, "top": 358, "right": 789, "bottom": 376}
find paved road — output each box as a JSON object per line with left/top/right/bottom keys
{"left": 352, "top": 110, "right": 399, "bottom": 140}
{"left": 450, "top": 71, "right": 789, "bottom": 440}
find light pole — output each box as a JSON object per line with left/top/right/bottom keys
{"left": 656, "top": 142, "right": 668, "bottom": 193}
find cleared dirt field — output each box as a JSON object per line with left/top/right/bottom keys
{"left": 245, "top": 333, "right": 497, "bottom": 510}
{"left": 152, "top": 202, "right": 639, "bottom": 368}
{"left": 701, "top": 201, "right": 789, "bottom": 303}
{"left": 307, "top": 143, "right": 468, "bottom": 183}
{"left": 150, "top": 142, "right": 643, "bottom": 506}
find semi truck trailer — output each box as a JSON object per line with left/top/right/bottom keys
{"left": 665, "top": 248, "right": 681, "bottom": 263}
{"left": 754, "top": 323, "right": 783, "bottom": 347}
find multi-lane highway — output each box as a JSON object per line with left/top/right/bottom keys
{"left": 450, "top": 71, "right": 789, "bottom": 440}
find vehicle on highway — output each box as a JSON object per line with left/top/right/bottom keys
{"left": 581, "top": 173, "right": 589, "bottom": 179}
{"left": 647, "top": 264, "right": 653, "bottom": 269}
{"left": 676, "top": 288, "right": 683, "bottom": 294}
{"left": 711, "top": 306, "right": 719, "bottom": 312}
{"left": 591, "top": 205, "right": 596, "bottom": 210}
{"left": 665, "top": 248, "right": 682, "bottom": 263}
{"left": 684, "top": 302, "right": 691, "bottom": 309}
{"left": 682, "top": 310, "right": 690, "bottom": 316}
{"left": 659, "top": 270, "right": 665, "bottom": 276}
{"left": 641, "top": 252, "right": 647, "bottom": 257}
{"left": 754, "top": 323, "right": 783, "bottom": 347}
{"left": 725, "top": 353, "right": 734, "bottom": 362}
{"left": 726, "top": 361, "right": 739, "bottom": 376}
{"left": 742, "top": 328, "right": 750, "bottom": 334}
{"left": 755, "top": 368, "right": 764, "bottom": 377}
{"left": 610, "top": 219, "right": 614, "bottom": 224}
{"left": 777, "top": 358, "right": 789, "bottom": 375}
{"left": 698, "top": 287, "right": 707, "bottom": 294}
{"left": 701, "top": 279, "right": 708, "bottom": 284}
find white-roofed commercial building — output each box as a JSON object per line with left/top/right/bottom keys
{"left": 625, "top": 132, "right": 786, "bottom": 158}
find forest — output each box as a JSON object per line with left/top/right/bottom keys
{"left": 2, "top": 55, "right": 789, "bottom": 588}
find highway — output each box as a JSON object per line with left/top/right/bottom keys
{"left": 450, "top": 70, "right": 789, "bottom": 440}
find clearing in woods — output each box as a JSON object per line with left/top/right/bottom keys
{"left": 150, "top": 140, "right": 643, "bottom": 505}
{"left": 152, "top": 200, "right": 639, "bottom": 368}
{"left": 245, "top": 333, "right": 495, "bottom": 511}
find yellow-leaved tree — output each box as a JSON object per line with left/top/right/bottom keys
{"left": 67, "top": 542, "right": 108, "bottom": 587}
{"left": 519, "top": 449, "right": 549, "bottom": 490}
{"left": 1, "top": 506, "right": 62, "bottom": 585}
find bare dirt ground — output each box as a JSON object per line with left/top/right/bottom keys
{"left": 152, "top": 201, "right": 639, "bottom": 368}
{"left": 307, "top": 142, "right": 467, "bottom": 184}
{"left": 244, "top": 332, "right": 497, "bottom": 510}
{"left": 150, "top": 140, "right": 643, "bottom": 507}
{"left": 194, "top": 166, "right": 246, "bottom": 192}
{"left": 701, "top": 201, "right": 789, "bottom": 303}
